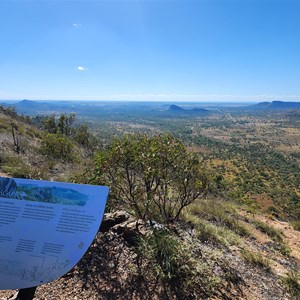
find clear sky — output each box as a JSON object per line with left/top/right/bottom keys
{"left": 1, "top": 0, "right": 300, "bottom": 102}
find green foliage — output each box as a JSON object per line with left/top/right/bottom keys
{"left": 40, "top": 133, "right": 76, "bottom": 162}
{"left": 278, "top": 242, "right": 292, "bottom": 257}
{"left": 183, "top": 198, "right": 250, "bottom": 248}
{"left": 0, "top": 153, "right": 48, "bottom": 179}
{"left": 92, "top": 134, "right": 208, "bottom": 223}
{"left": 36, "top": 113, "right": 98, "bottom": 155}
{"left": 192, "top": 131, "right": 300, "bottom": 220}
{"left": 137, "top": 229, "right": 222, "bottom": 297}
{"left": 72, "top": 124, "right": 90, "bottom": 147}
{"left": 0, "top": 105, "right": 17, "bottom": 118}
{"left": 38, "top": 113, "right": 76, "bottom": 136}
{"left": 188, "top": 198, "right": 250, "bottom": 237}
{"left": 0, "top": 155, "right": 30, "bottom": 178}
{"left": 57, "top": 113, "right": 76, "bottom": 136}
{"left": 42, "top": 114, "right": 57, "bottom": 133}
{"left": 184, "top": 211, "right": 241, "bottom": 247}
{"left": 72, "top": 124, "right": 100, "bottom": 154}
{"left": 281, "top": 271, "right": 300, "bottom": 297}
{"left": 138, "top": 230, "right": 192, "bottom": 281}
{"left": 240, "top": 248, "right": 270, "bottom": 270}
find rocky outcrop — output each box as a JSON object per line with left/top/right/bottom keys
{"left": 100, "top": 211, "right": 145, "bottom": 245}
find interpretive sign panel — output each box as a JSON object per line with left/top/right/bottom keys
{"left": 0, "top": 177, "right": 109, "bottom": 290}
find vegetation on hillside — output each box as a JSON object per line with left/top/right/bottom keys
{"left": 0, "top": 107, "right": 97, "bottom": 180}
{"left": 0, "top": 103, "right": 299, "bottom": 299}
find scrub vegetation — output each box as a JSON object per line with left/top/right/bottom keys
{"left": 0, "top": 102, "right": 300, "bottom": 299}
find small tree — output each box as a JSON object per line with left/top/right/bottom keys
{"left": 57, "top": 113, "right": 76, "bottom": 136}
{"left": 39, "top": 113, "right": 76, "bottom": 136}
{"left": 42, "top": 114, "right": 57, "bottom": 134}
{"left": 93, "top": 134, "right": 208, "bottom": 223}
{"left": 40, "top": 133, "right": 76, "bottom": 162}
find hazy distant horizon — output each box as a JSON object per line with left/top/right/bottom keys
{"left": 0, "top": 98, "right": 292, "bottom": 105}
{"left": 1, "top": 98, "right": 300, "bottom": 105}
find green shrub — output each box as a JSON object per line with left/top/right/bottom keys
{"left": 137, "top": 229, "right": 222, "bottom": 297}
{"left": 281, "top": 271, "right": 300, "bottom": 297}
{"left": 1, "top": 155, "right": 30, "bottom": 178}
{"left": 92, "top": 134, "right": 208, "bottom": 223}
{"left": 40, "top": 133, "right": 76, "bottom": 162}
{"left": 278, "top": 242, "right": 291, "bottom": 257}
{"left": 139, "top": 230, "right": 191, "bottom": 281}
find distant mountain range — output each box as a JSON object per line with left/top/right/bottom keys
{"left": 0, "top": 100, "right": 212, "bottom": 117}
{"left": 0, "top": 99, "right": 72, "bottom": 115}
{"left": 250, "top": 101, "right": 300, "bottom": 110}
{"left": 1, "top": 100, "right": 300, "bottom": 118}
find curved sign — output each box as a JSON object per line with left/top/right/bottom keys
{"left": 0, "top": 177, "right": 108, "bottom": 290}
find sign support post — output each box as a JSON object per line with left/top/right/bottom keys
{"left": 16, "top": 287, "right": 37, "bottom": 300}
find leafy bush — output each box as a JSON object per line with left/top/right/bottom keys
{"left": 40, "top": 133, "right": 76, "bottom": 162}
{"left": 92, "top": 134, "right": 208, "bottom": 223}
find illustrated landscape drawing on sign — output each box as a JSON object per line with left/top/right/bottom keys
{"left": 0, "top": 177, "right": 109, "bottom": 290}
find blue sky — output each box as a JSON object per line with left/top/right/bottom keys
{"left": 1, "top": 0, "right": 300, "bottom": 102}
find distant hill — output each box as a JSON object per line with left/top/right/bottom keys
{"left": 167, "top": 104, "right": 209, "bottom": 115}
{"left": 168, "top": 104, "right": 186, "bottom": 112}
{"left": 0, "top": 99, "right": 86, "bottom": 116}
{"left": 17, "top": 99, "right": 39, "bottom": 107}
{"left": 15, "top": 100, "right": 69, "bottom": 115}
{"left": 191, "top": 107, "right": 209, "bottom": 113}
{"left": 250, "top": 101, "right": 300, "bottom": 110}
{"left": 0, "top": 99, "right": 59, "bottom": 115}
